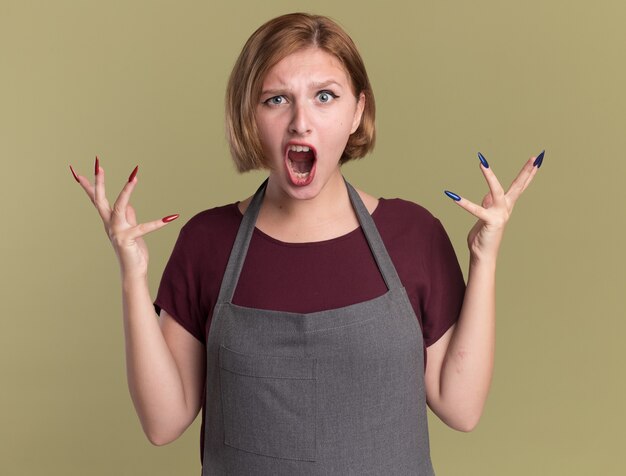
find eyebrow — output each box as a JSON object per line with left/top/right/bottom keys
{"left": 260, "top": 80, "right": 344, "bottom": 96}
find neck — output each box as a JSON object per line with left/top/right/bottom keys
{"left": 265, "top": 170, "right": 349, "bottom": 218}
{"left": 258, "top": 170, "right": 358, "bottom": 243}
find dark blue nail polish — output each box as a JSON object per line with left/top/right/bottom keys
{"left": 478, "top": 152, "right": 489, "bottom": 168}
{"left": 533, "top": 150, "right": 545, "bottom": 168}
{"left": 444, "top": 190, "right": 461, "bottom": 201}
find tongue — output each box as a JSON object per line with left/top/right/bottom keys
{"left": 288, "top": 150, "right": 314, "bottom": 173}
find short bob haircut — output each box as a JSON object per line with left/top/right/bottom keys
{"left": 225, "top": 13, "right": 376, "bottom": 172}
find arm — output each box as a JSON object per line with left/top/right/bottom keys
{"left": 71, "top": 158, "right": 204, "bottom": 445}
{"left": 122, "top": 280, "right": 205, "bottom": 445}
{"left": 424, "top": 152, "right": 543, "bottom": 431}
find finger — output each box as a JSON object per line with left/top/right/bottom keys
{"left": 444, "top": 191, "right": 490, "bottom": 222}
{"left": 79, "top": 178, "right": 96, "bottom": 204}
{"left": 69, "top": 164, "right": 81, "bottom": 184}
{"left": 70, "top": 166, "right": 94, "bottom": 200}
{"left": 481, "top": 192, "right": 493, "bottom": 209}
{"left": 506, "top": 157, "right": 539, "bottom": 204}
{"left": 112, "top": 166, "right": 139, "bottom": 222}
{"left": 93, "top": 157, "right": 112, "bottom": 216}
{"left": 478, "top": 159, "right": 506, "bottom": 205}
{"left": 127, "top": 214, "right": 180, "bottom": 240}
{"left": 126, "top": 204, "right": 138, "bottom": 227}
{"left": 93, "top": 165, "right": 112, "bottom": 222}
{"left": 520, "top": 157, "right": 539, "bottom": 192}
{"left": 71, "top": 165, "right": 112, "bottom": 222}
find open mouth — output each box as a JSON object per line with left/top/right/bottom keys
{"left": 285, "top": 144, "right": 316, "bottom": 186}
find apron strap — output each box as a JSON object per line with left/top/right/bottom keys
{"left": 216, "top": 177, "right": 403, "bottom": 305}
{"left": 343, "top": 179, "right": 404, "bottom": 291}
{"left": 215, "top": 179, "right": 268, "bottom": 305}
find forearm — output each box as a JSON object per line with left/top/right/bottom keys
{"left": 121, "top": 275, "right": 191, "bottom": 444}
{"left": 435, "top": 256, "right": 497, "bottom": 430}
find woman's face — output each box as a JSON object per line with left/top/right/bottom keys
{"left": 256, "top": 47, "right": 365, "bottom": 201}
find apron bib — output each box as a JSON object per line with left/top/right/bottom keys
{"left": 201, "top": 179, "right": 435, "bottom": 475}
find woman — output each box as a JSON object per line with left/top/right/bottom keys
{"left": 70, "top": 12, "right": 543, "bottom": 475}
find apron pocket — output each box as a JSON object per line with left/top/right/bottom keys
{"left": 218, "top": 345, "right": 317, "bottom": 461}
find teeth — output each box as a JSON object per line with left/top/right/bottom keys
{"left": 288, "top": 145, "right": 310, "bottom": 152}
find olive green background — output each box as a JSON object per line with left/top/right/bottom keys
{"left": 1, "top": 0, "right": 624, "bottom": 474}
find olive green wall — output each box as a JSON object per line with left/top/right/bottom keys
{"left": 1, "top": 0, "right": 624, "bottom": 474}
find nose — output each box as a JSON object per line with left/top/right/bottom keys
{"left": 288, "top": 102, "right": 312, "bottom": 135}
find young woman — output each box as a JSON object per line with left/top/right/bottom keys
{"left": 70, "top": 12, "right": 544, "bottom": 475}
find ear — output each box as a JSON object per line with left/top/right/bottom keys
{"left": 350, "top": 92, "right": 366, "bottom": 134}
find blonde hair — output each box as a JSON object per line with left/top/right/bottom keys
{"left": 225, "top": 13, "right": 376, "bottom": 172}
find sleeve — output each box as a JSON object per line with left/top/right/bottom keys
{"left": 421, "top": 218, "right": 466, "bottom": 347}
{"left": 153, "top": 226, "right": 206, "bottom": 344}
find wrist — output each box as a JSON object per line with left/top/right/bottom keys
{"left": 468, "top": 238, "right": 501, "bottom": 268}
{"left": 121, "top": 271, "right": 149, "bottom": 290}
{"left": 469, "top": 252, "right": 498, "bottom": 271}
{"left": 116, "top": 254, "right": 149, "bottom": 283}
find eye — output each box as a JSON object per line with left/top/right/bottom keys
{"left": 263, "top": 95, "right": 287, "bottom": 106}
{"left": 317, "top": 90, "right": 338, "bottom": 103}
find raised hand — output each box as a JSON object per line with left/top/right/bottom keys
{"left": 70, "top": 156, "right": 178, "bottom": 279}
{"left": 444, "top": 151, "right": 544, "bottom": 263}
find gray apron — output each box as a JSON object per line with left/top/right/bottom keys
{"left": 201, "top": 179, "right": 435, "bottom": 475}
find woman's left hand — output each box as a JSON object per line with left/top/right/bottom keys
{"left": 446, "top": 151, "right": 544, "bottom": 263}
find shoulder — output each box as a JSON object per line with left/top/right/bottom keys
{"left": 169, "top": 203, "right": 243, "bottom": 259}
{"left": 165, "top": 202, "right": 243, "bottom": 272}
{"left": 372, "top": 197, "right": 457, "bottom": 263}
{"left": 178, "top": 202, "right": 242, "bottom": 239}
{"left": 374, "top": 197, "right": 441, "bottom": 233}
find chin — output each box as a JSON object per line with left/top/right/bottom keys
{"left": 268, "top": 173, "right": 329, "bottom": 202}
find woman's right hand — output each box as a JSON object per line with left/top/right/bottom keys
{"left": 71, "top": 158, "right": 201, "bottom": 444}
{"left": 70, "top": 156, "right": 178, "bottom": 280}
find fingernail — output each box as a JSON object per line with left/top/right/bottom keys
{"left": 533, "top": 150, "right": 545, "bottom": 168}
{"left": 444, "top": 190, "right": 461, "bottom": 201}
{"left": 69, "top": 165, "right": 80, "bottom": 183}
{"left": 95, "top": 155, "right": 100, "bottom": 175}
{"left": 478, "top": 152, "right": 489, "bottom": 168}
{"left": 162, "top": 214, "right": 179, "bottom": 223}
{"left": 128, "top": 165, "right": 139, "bottom": 182}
